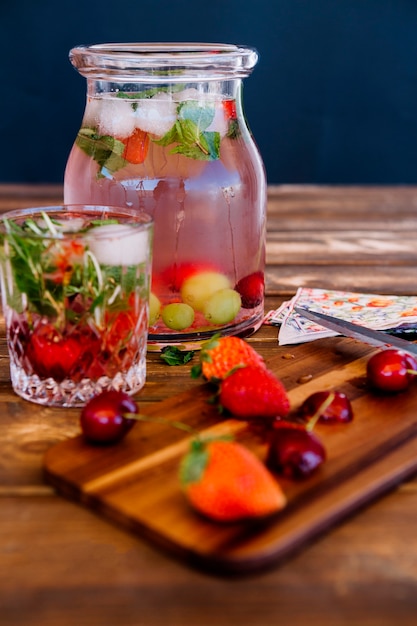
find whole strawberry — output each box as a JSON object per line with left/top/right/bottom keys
{"left": 219, "top": 365, "right": 290, "bottom": 419}
{"left": 191, "top": 333, "right": 265, "bottom": 382}
{"left": 179, "top": 438, "right": 287, "bottom": 522}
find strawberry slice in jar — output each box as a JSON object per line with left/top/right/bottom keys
{"left": 118, "top": 128, "right": 150, "bottom": 164}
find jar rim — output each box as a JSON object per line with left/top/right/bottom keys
{"left": 69, "top": 42, "right": 259, "bottom": 82}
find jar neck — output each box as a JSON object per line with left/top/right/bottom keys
{"left": 86, "top": 78, "right": 242, "bottom": 100}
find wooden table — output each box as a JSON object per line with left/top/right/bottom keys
{"left": 2, "top": 184, "right": 417, "bottom": 625}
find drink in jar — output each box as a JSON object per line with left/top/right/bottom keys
{"left": 64, "top": 44, "right": 266, "bottom": 348}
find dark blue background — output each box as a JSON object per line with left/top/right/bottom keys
{"left": 2, "top": 0, "right": 417, "bottom": 184}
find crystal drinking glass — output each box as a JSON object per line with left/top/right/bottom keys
{"left": 0, "top": 205, "right": 153, "bottom": 407}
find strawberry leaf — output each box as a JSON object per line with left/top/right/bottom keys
{"left": 179, "top": 441, "right": 209, "bottom": 486}
{"left": 190, "top": 363, "right": 202, "bottom": 378}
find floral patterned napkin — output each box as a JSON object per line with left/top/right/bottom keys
{"left": 264, "top": 287, "right": 417, "bottom": 346}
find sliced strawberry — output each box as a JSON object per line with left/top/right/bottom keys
{"left": 223, "top": 99, "right": 237, "bottom": 120}
{"left": 104, "top": 309, "right": 137, "bottom": 352}
{"left": 235, "top": 271, "right": 265, "bottom": 308}
{"left": 44, "top": 240, "right": 85, "bottom": 284}
{"left": 120, "top": 128, "right": 150, "bottom": 164}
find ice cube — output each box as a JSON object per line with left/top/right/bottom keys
{"left": 82, "top": 97, "right": 101, "bottom": 127}
{"left": 97, "top": 98, "right": 136, "bottom": 138}
{"left": 174, "top": 89, "right": 227, "bottom": 134}
{"left": 134, "top": 92, "right": 177, "bottom": 137}
{"left": 88, "top": 223, "right": 149, "bottom": 266}
{"left": 55, "top": 217, "right": 87, "bottom": 233}
{"left": 174, "top": 88, "right": 219, "bottom": 105}
{"left": 206, "top": 103, "right": 229, "bottom": 137}
{"left": 174, "top": 88, "right": 203, "bottom": 102}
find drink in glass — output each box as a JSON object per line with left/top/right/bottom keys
{"left": 0, "top": 205, "right": 153, "bottom": 407}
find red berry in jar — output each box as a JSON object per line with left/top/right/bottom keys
{"left": 160, "top": 261, "right": 218, "bottom": 292}
{"left": 298, "top": 390, "right": 353, "bottom": 425}
{"left": 266, "top": 420, "right": 326, "bottom": 480}
{"left": 80, "top": 390, "right": 138, "bottom": 444}
{"left": 235, "top": 271, "right": 264, "bottom": 308}
{"left": 366, "top": 349, "right": 417, "bottom": 393}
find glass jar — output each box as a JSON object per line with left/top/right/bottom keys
{"left": 64, "top": 43, "right": 266, "bottom": 349}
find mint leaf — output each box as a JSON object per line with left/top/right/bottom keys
{"left": 176, "top": 118, "right": 200, "bottom": 146}
{"left": 160, "top": 346, "right": 195, "bottom": 366}
{"left": 170, "top": 144, "right": 208, "bottom": 160}
{"left": 116, "top": 85, "right": 185, "bottom": 100}
{"left": 89, "top": 219, "right": 119, "bottom": 227}
{"left": 75, "top": 128, "right": 127, "bottom": 176}
{"left": 201, "top": 131, "right": 221, "bottom": 159}
{"left": 178, "top": 100, "right": 214, "bottom": 132}
{"left": 153, "top": 100, "right": 220, "bottom": 161}
{"left": 154, "top": 123, "right": 180, "bottom": 147}
{"left": 101, "top": 149, "right": 127, "bottom": 176}
{"left": 227, "top": 119, "right": 240, "bottom": 139}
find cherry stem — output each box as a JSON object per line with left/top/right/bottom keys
{"left": 123, "top": 412, "right": 199, "bottom": 436}
{"left": 305, "top": 392, "right": 336, "bottom": 432}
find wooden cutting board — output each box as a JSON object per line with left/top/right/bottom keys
{"left": 43, "top": 338, "right": 417, "bottom": 574}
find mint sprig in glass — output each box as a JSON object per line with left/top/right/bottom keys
{"left": 0, "top": 205, "right": 153, "bottom": 407}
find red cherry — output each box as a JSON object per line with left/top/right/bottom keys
{"left": 235, "top": 272, "right": 265, "bottom": 308}
{"left": 298, "top": 390, "right": 353, "bottom": 425}
{"left": 266, "top": 420, "right": 326, "bottom": 480}
{"left": 366, "top": 349, "right": 417, "bottom": 393}
{"left": 80, "top": 390, "right": 138, "bottom": 444}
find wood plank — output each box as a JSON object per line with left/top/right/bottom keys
{"left": 2, "top": 490, "right": 417, "bottom": 626}
{"left": 267, "top": 185, "right": 417, "bottom": 214}
{"left": 265, "top": 265, "right": 417, "bottom": 296}
{"left": 0, "top": 184, "right": 63, "bottom": 210}
{"left": 267, "top": 231, "right": 417, "bottom": 263}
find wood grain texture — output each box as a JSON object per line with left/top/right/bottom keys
{"left": 43, "top": 338, "right": 417, "bottom": 574}
{"left": 266, "top": 185, "right": 417, "bottom": 295}
{"left": 3, "top": 185, "right": 417, "bottom": 625}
